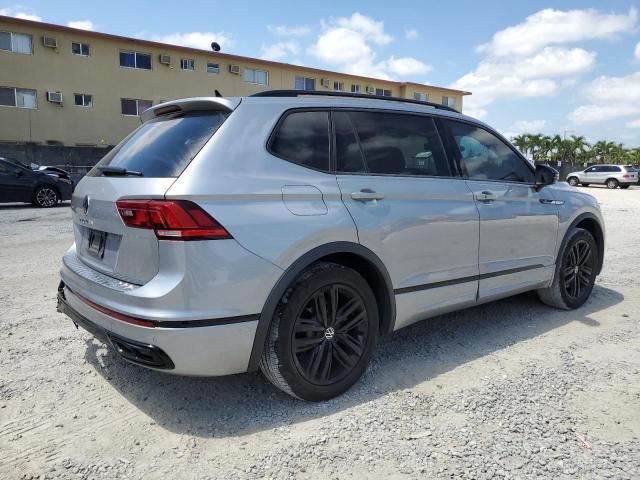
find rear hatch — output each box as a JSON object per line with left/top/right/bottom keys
{"left": 70, "top": 101, "right": 233, "bottom": 285}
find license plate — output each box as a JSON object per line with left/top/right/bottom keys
{"left": 87, "top": 229, "right": 107, "bottom": 259}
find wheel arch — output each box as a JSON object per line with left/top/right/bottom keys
{"left": 562, "top": 212, "right": 605, "bottom": 275}
{"left": 247, "top": 242, "right": 396, "bottom": 371}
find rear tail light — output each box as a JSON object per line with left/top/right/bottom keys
{"left": 623, "top": 174, "right": 630, "bottom": 179}
{"left": 116, "top": 199, "right": 232, "bottom": 240}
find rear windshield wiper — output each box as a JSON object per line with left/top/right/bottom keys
{"left": 96, "top": 165, "right": 144, "bottom": 177}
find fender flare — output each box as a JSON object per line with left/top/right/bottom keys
{"left": 558, "top": 212, "right": 605, "bottom": 275}
{"left": 247, "top": 241, "right": 396, "bottom": 371}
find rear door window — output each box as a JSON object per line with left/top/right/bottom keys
{"left": 341, "top": 111, "right": 450, "bottom": 176}
{"left": 89, "top": 110, "right": 228, "bottom": 178}
{"left": 269, "top": 111, "right": 330, "bottom": 171}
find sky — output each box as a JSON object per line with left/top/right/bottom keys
{"left": 2, "top": 1, "right": 640, "bottom": 147}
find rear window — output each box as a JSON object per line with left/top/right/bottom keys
{"left": 269, "top": 110, "right": 330, "bottom": 171}
{"left": 89, "top": 110, "right": 228, "bottom": 178}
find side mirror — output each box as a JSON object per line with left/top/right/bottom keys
{"left": 535, "top": 164, "right": 558, "bottom": 188}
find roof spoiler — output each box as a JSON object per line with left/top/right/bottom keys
{"left": 140, "top": 97, "right": 241, "bottom": 123}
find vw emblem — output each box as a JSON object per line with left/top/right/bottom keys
{"left": 83, "top": 195, "right": 90, "bottom": 214}
{"left": 324, "top": 327, "right": 335, "bottom": 340}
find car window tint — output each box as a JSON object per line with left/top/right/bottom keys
{"left": 440, "top": 119, "right": 535, "bottom": 183}
{"left": 270, "top": 111, "right": 330, "bottom": 171}
{"left": 334, "top": 112, "right": 366, "bottom": 173}
{"left": 346, "top": 111, "right": 450, "bottom": 176}
{"left": 89, "top": 111, "right": 228, "bottom": 178}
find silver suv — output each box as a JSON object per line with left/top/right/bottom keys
{"left": 57, "top": 91, "right": 605, "bottom": 401}
{"left": 567, "top": 164, "right": 638, "bottom": 189}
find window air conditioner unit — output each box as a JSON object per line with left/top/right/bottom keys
{"left": 159, "top": 54, "right": 171, "bottom": 65}
{"left": 321, "top": 78, "right": 330, "bottom": 88}
{"left": 47, "top": 91, "right": 63, "bottom": 103}
{"left": 42, "top": 36, "right": 58, "bottom": 48}
{"left": 228, "top": 64, "right": 240, "bottom": 74}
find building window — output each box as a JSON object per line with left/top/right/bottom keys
{"left": 295, "top": 76, "right": 315, "bottom": 91}
{"left": 119, "top": 51, "right": 152, "bottom": 70}
{"left": 71, "top": 42, "right": 90, "bottom": 56}
{"left": 121, "top": 98, "right": 152, "bottom": 116}
{"left": 442, "top": 96, "right": 456, "bottom": 108}
{"left": 414, "top": 92, "right": 428, "bottom": 102}
{"left": 244, "top": 68, "right": 269, "bottom": 85}
{"left": 375, "top": 88, "right": 392, "bottom": 97}
{"left": 0, "top": 31, "right": 32, "bottom": 54}
{"left": 180, "top": 58, "right": 195, "bottom": 71}
{"left": 0, "top": 87, "right": 37, "bottom": 109}
{"left": 207, "top": 62, "right": 220, "bottom": 74}
{"left": 351, "top": 84, "right": 360, "bottom": 93}
{"left": 74, "top": 93, "right": 93, "bottom": 107}
{"left": 334, "top": 81, "right": 344, "bottom": 91}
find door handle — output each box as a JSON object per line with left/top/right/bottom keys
{"left": 539, "top": 198, "right": 564, "bottom": 205}
{"left": 474, "top": 190, "right": 497, "bottom": 202}
{"left": 351, "top": 189, "right": 385, "bottom": 201}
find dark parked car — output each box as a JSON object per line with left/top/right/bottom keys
{"left": 0, "top": 157, "right": 73, "bottom": 207}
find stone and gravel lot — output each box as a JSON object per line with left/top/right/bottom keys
{"left": 0, "top": 186, "right": 639, "bottom": 480}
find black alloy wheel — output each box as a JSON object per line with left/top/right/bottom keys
{"left": 260, "top": 262, "right": 379, "bottom": 401}
{"left": 561, "top": 238, "right": 595, "bottom": 303}
{"left": 33, "top": 186, "right": 59, "bottom": 208}
{"left": 292, "top": 284, "right": 369, "bottom": 386}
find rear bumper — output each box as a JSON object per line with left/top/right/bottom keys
{"left": 57, "top": 282, "right": 259, "bottom": 376}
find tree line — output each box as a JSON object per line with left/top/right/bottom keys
{"left": 510, "top": 134, "right": 640, "bottom": 166}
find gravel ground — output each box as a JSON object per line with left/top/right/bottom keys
{"left": 0, "top": 186, "right": 639, "bottom": 480}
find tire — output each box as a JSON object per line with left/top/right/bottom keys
{"left": 620, "top": 185, "right": 630, "bottom": 189}
{"left": 32, "top": 185, "right": 59, "bottom": 208}
{"left": 567, "top": 177, "right": 579, "bottom": 187}
{"left": 537, "top": 228, "right": 598, "bottom": 310}
{"left": 606, "top": 178, "right": 619, "bottom": 189}
{"left": 260, "top": 262, "right": 379, "bottom": 401}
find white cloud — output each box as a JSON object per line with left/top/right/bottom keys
{"left": 451, "top": 7, "right": 631, "bottom": 117}
{"left": 308, "top": 12, "right": 428, "bottom": 80}
{"left": 478, "top": 7, "right": 637, "bottom": 57}
{"left": 569, "top": 104, "right": 640, "bottom": 124}
{"left": 67, "top": 20, "right": 94, "bottom": 31}
{"left": 149, "top": 32, "right": 234, "bottom": 50}
{"left": 385, "top": 56, "right": 431, "bottom": 76}
{"left": 405, "top": 28, "right": 419, "bottom": 40}
{"left": 501, "top": 119, "right": 546, "bottom": 139}
{"left": 334, "top": 12, "right": 392, "bottom": 45}
{"left": 626, "top": 118, "right": 640, "bottom": 129}
{"left": 260, "top": 41, "right": 300, "bottom": 61}
{"left": 267, "top": 24, "right": 311, "bottom": 37}
{"left": 582, "top": 72, "right": 640, "bottom": 102}
{"left": 635, "top": 42, "right": 640, "bottom": 60}
{"left": 568, "top": 72, "right": 640, "bottom": 124}
{"left": 0, "top": 6, "right": 41, "bottom": 21}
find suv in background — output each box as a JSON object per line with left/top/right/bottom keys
{"left": 567, "top": 165, "right": 638, "bottom": 189}
{"left": 57, "top": 91, "right": 605, "bottom": 401}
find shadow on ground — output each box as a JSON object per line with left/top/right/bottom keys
{"left": 82, "top": 284, "right": 623, "bottom": 438}
{"left": 0, "top": 202, "right": 70, "bottom": 210}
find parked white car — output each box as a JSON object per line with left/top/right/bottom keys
{"left": 567, "top": 165, "right": 638, "bottom": 189}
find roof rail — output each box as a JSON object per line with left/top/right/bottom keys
{"left": 250, "top": 89, "right": 458, "bottom": 113}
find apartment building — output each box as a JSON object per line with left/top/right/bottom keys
{"left": 0, "top": 16, "right": 470, "bottom": 147}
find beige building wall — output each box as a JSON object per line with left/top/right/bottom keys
{"left": 0, "top": 17, "right": 470, "bottom": 146}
